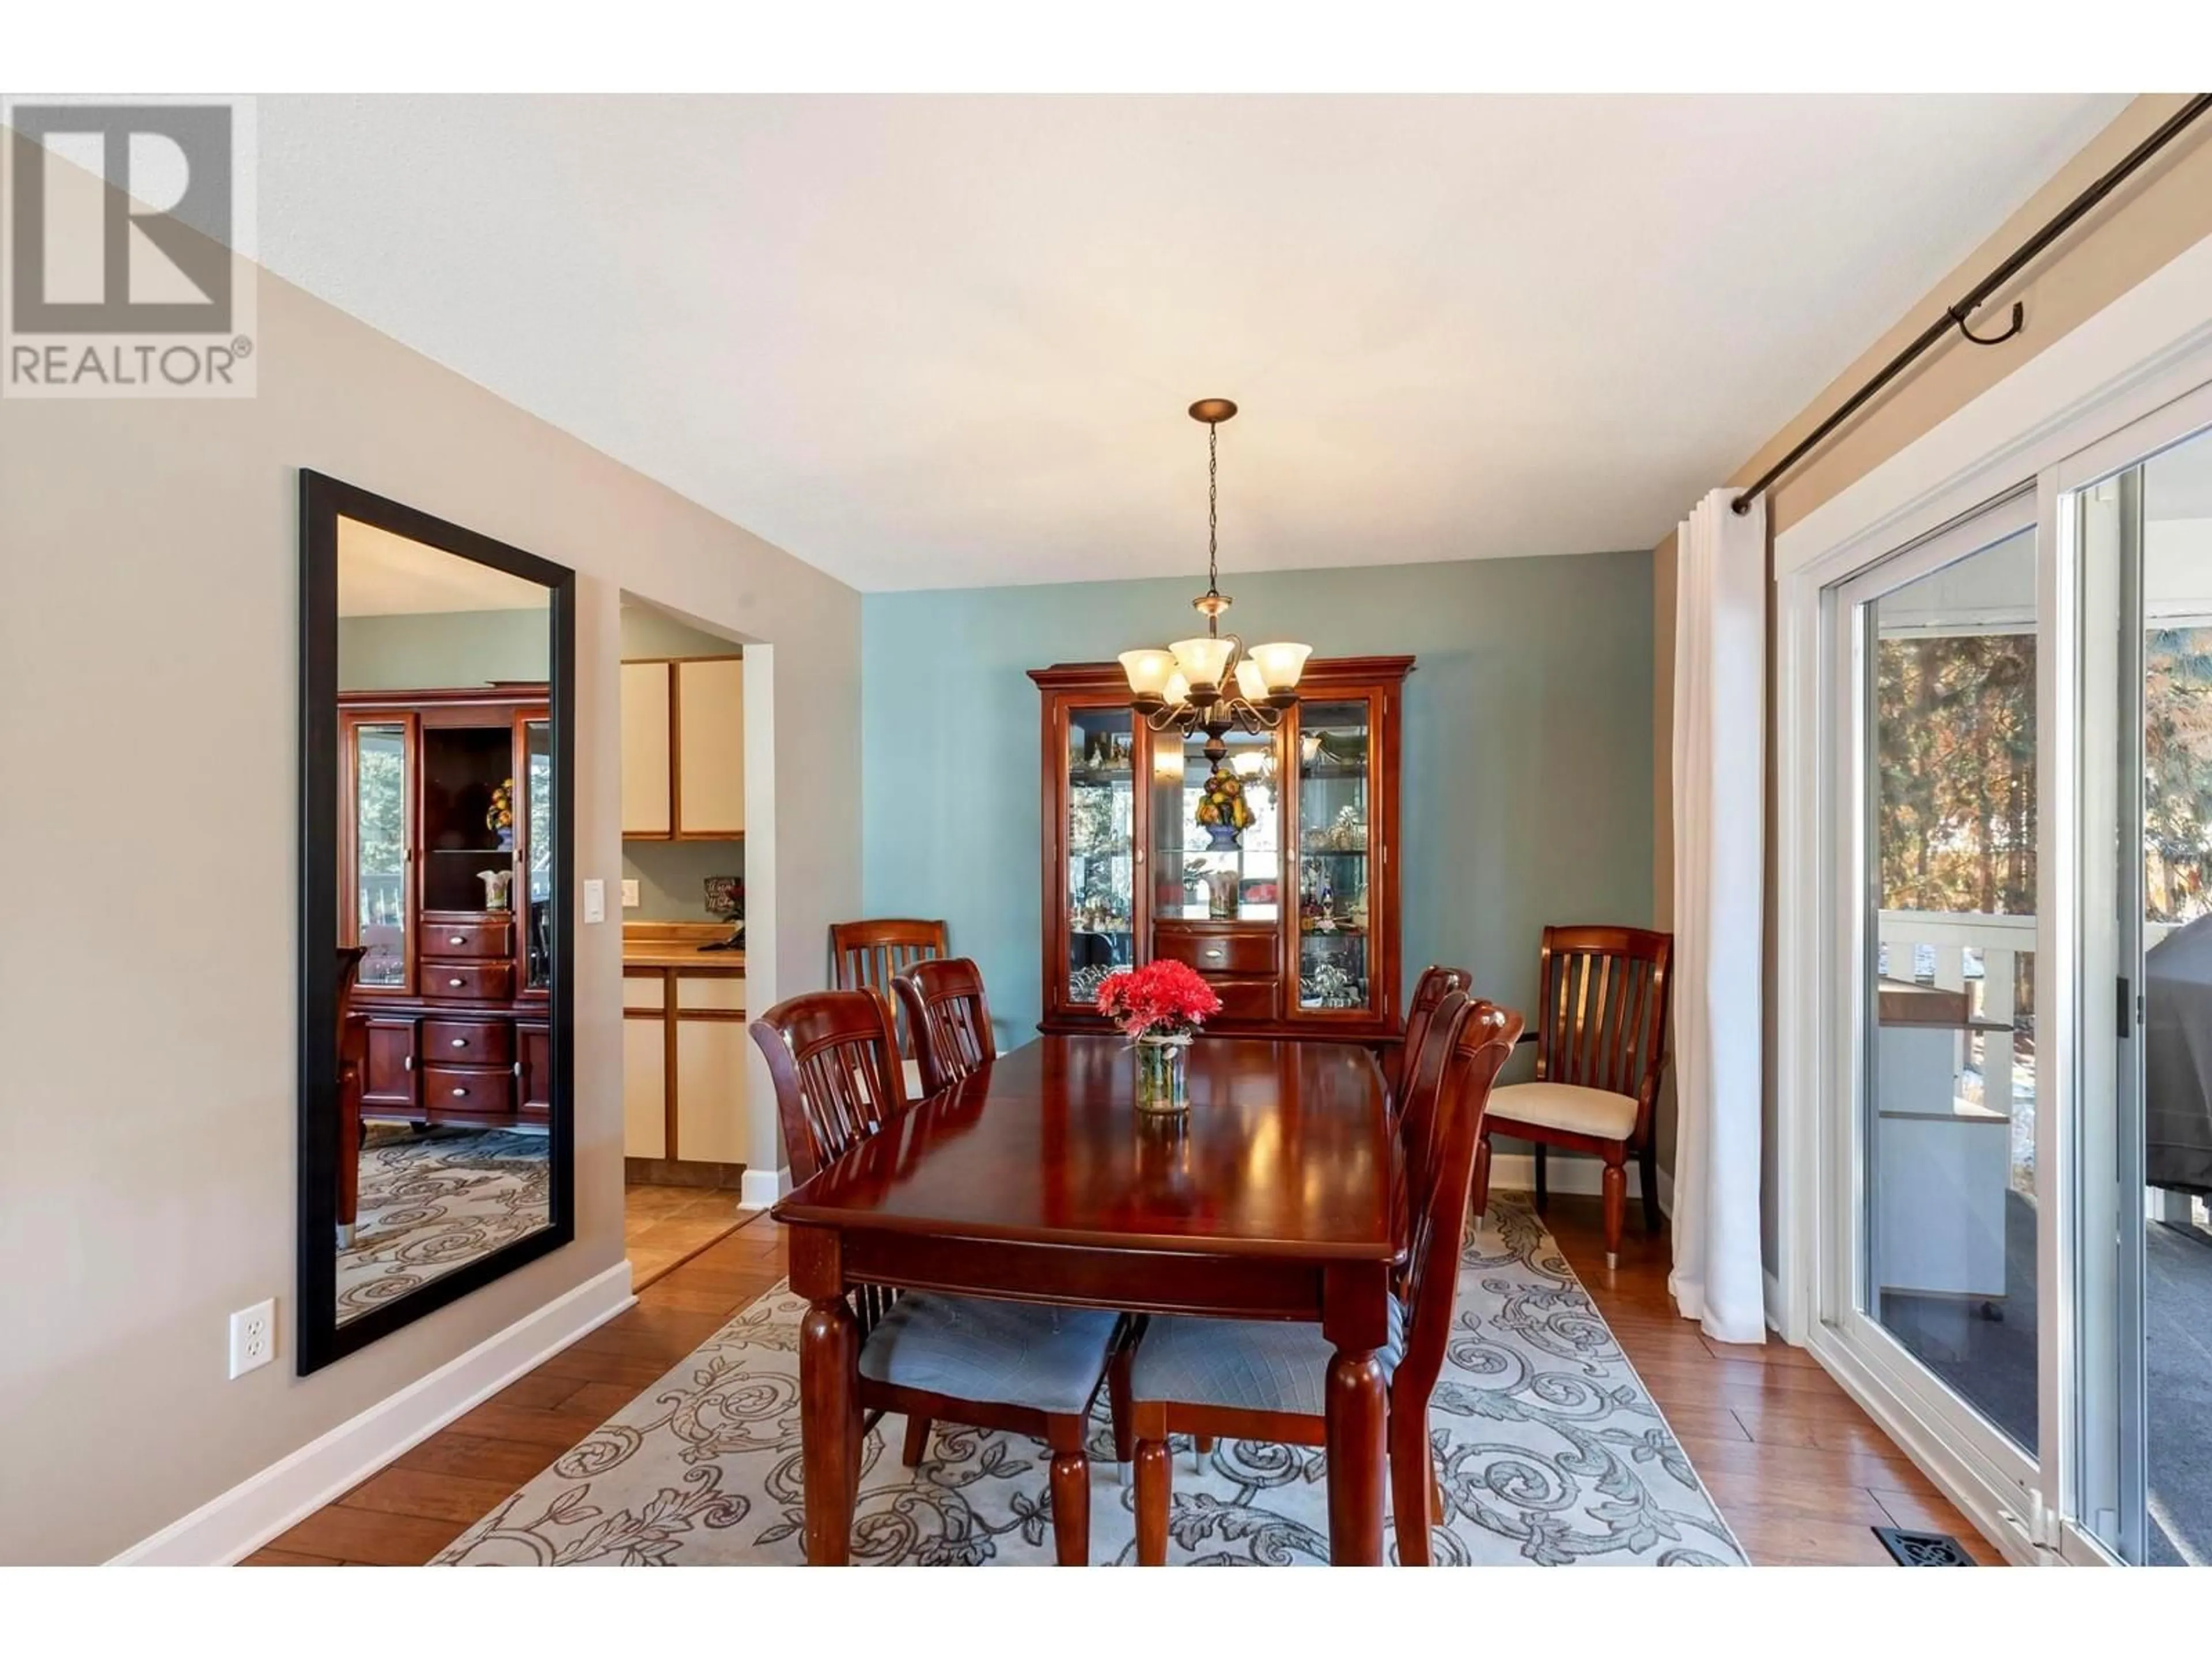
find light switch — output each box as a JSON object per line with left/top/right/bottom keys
{"left": 621, "top": 879, "right": 641, "bottom": 909}
{"left": 583, "top": 878, "right": 606, "bottom": 923}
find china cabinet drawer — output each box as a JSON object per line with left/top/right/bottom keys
{"left": 425, "top": 916, "right": 511, "bottom": 958}
{"left": 1206, "top": 978, "right": 1280, "bottom": 1022}
{"left": 1155, "top": 925, "right": 1275, "bottom": 977}
{"left": 423, "top": 1018, "right": 513, "bottom": 1066}
{"left": 422, "top": 1063, "right": 514, "bottom": 1115}
{"left": 425, "top": 960, "right": 514, "bottom": 1001}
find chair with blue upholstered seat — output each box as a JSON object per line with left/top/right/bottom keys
{"left": 1127, "top": 994, "right": 1522, "bottom": 1565}
{"left": 1389, "top": 964, "right": 1470, "bottom": 1115}
{"left": 892, "top": 956, "right": 998, "bottom": 1097}
{"left": 750, "top": 986, "right": 1127, "bottom": 1565}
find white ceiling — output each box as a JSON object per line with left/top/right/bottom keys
{"left": 337, "top": 517, "right": 550, "bottom": 615}
{"left": 260, "top": 96, "right": 2128, "bottom": 593}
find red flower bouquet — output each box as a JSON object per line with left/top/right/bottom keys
{"left": 1094, "top": 959, "right": 1222, "bottom": 1040}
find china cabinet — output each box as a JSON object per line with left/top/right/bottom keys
{"left": 1030, "top": 656, "right": 1411, "bottom": 1042}
{"left": 338, "top": 684, "right": 554, "bottom": 1130}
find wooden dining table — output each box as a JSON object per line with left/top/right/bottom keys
{"left": 771, "top": 1032, "right": 1400, "bottom": 1565}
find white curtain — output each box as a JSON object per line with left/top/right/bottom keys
{"left": 1668, "top": 487, "right": 1767, "bottom": 1344}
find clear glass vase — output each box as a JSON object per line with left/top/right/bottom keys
{"left": 1134, "top": 1033, "right": 1191, "bottom": 1114}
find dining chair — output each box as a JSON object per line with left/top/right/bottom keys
{"left": 1127, "top": 997, "right": 1523, "bottom": 1566}
{"left": 1390, "top": 964, "right": 1472, "bottom": 1113}
{"left": 829, "top": 918, "right": 948, "bottom": 1095}
{"left": 1472, "top": 925, "right": 1673, "bottom": 1269}
{"left": 750, "top": 986, "right": 1125, "bottom": 1565}
{"left": 892, "top": 956, "right": 998, "bottom": 1096}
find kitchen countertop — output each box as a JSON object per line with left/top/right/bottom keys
{"left": 623, "top": 922, "right": 745, "bottom": 971}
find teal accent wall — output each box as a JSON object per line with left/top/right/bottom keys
{"left": 862, "top": 553, "right": 1653, "bottom": 1047}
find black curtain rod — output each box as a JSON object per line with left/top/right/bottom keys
{"left": 1730, "top": 93, "right": 2212, "bottom": 517}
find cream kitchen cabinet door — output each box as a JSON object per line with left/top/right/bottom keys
{"left": 673, "top": 657, "right": 744, "bottom": 837}
{"left": 673, "top": 1017, "right": 749, "bottom": 1164}
{"left": 622, "top": 1012, "right": 667, "bottom": 1159}
{"left": 620, "top": 661, "right": 673, "bottom": 838}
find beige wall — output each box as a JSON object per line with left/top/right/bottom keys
{"left": 0, "top": 259, "right": 859, "bottom": 1562}
{"left": 1650, "top": 94, "right": 2212, "bottom": 1251}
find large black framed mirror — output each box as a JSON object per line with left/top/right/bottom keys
{"left": 298, "top": 471, "right": 575, "bottom": 1374}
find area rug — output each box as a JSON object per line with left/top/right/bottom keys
{"left": 338, "top": 1126, "right": 552, "bottom": 1324}
{"left": 433, "top": 1195, "right": 1744, "bottom": 1566}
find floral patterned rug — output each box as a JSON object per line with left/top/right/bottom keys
{"left": 338, "top": 1126, "right": 552, "bottom": 1325}
{"left": 433, "top": 1196, "right": 1744, "bottom": 1566}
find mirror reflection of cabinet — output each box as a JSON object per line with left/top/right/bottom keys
{"left": 620, "top": 655, "right": 744, "bottom": 839}
{"left": 1032, "top": 656, "right": 1411, "bottom": 1041}
{"left": 337, "top": 687, "right": 550, "bottom": 1131}
{"left": 303, "top": 469, "right": 574, "bottom": 1376}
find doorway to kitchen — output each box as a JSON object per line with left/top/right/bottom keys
{"left": 618, "top": 592, "right": 756, "bottom": 1287}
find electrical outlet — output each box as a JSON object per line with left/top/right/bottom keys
{"left": 621, "top": 879, "right": 641, "bottom": 909}
{"left": 228, "top": 1299, "right": 275, "bottom": 1378}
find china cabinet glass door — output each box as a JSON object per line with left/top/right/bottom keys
{"left": 1294, "top": 698, "right": 1380, "bottom": 1014}
{"left": 1152, "top": 726, "right": 1282, "bottom": 923}
{"left": 522, "top": 715, "right": 553, "bottom": 992}
{"left": 1063, "top": 706, "right": 1138, "bottom": 1007}
{"left": 351, "top": 718, "right": 411, "bottom": 989}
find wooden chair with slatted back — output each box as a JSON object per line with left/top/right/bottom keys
{"left": 1473, "top": 925, "right": 1673, "bottom": 1269}
{"left": 830, "top": 919, "right": 948, "bottom": 1091}
{"left": 1391, "top": 964, "right": 1471, "bottom": 1113}
{"left": 749, "top": 986, "right": 1127, "bottom": 1565}
{"left": 892, "top": 957, "right": 998, "bottom": 1097}
{"left": 1127, "top": 998, "right": 1523, "bottom": 1566}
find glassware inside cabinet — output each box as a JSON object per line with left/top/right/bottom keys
{"left": 1065, "top": 707, "right": 1137, "bottom": 1005}
{"left": 1152, "top": 725, "right": 1281, "bottom": 923}
{"left": 1296, "top": 700, "right": 1374, "bottom": 1010}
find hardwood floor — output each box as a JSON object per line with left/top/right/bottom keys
{"left": 622, "top": 1182, "right": 751, "bottom": 1290}
{"left": 244, "top": 1191, "right": 2002, "bottom": 1566}
{"left": 1540, "top": 1194, "right": 2005, "bottom": 1565}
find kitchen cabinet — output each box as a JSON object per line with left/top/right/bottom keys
{"left": 622, "top": 933, "right": 747, "bottom": 1176}
{"left": 619, "top": 661, "right": 673, "bottom": 837}
{"left": 620, "top": 654, "right": 744, "bottom": 839}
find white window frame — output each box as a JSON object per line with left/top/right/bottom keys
{"left": 1773, "top": 229, "right": 2212, "bottom": 1566}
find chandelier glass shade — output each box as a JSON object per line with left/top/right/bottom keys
{"left": 1120, "top": 399, "right": 1311, "bottom": 760}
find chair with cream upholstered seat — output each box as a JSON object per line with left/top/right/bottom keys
{"left": 1473, "top": 925, "right": 1673, "bottom": 1269}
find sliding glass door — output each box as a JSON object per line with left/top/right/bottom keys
{"left": 2075, "top": 416, "right": 2212, "bottom": 1566}
{"left": 1827, "top": 495, "right": 2046, "bottom": 1512}
{"left": 1816, "top": 384, "right": 2212, "bottom": 1566}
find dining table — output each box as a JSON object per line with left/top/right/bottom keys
{"left": 771, "top": 1031, "right": 1400, "bottom": 1565}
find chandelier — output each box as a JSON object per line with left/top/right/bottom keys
{"left": 1118, "top": 399, "right": 1311, "bottom": 762}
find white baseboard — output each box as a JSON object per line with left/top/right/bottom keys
{"left": 1486, "top": 1152, "right": 1674, "bottom": 1219}
{"left": 110, "top": 1260, "right": 635, "bottom": 1566}
{"left": 738, "top": 1165, "right": 791, "bottom": 1210}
